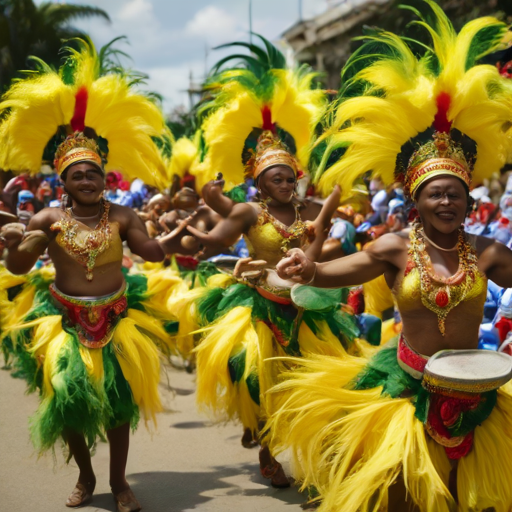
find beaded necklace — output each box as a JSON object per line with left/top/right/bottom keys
{"left": 408, "top": 222, "right": 478, "bottom": 336}
{"left": 259, "top": 201, "right": 308, "bottom": 254}
{"left": 53, "top": 200, "right": 112, "bottom": 281}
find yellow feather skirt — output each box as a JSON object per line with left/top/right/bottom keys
{"left": 193, "top": 278, "right": 360, "bottom": 435}
{"left": 1, "top": 267, "right": 175, "bottom": 453}
{"left": 266, "top": 346, "right": 512, "bottom": 512}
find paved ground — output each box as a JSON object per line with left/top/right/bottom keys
{"left": 0, "top": 358, "right": 305, "bottom": 512}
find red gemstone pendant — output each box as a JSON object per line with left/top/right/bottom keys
{"left": 435, "top": 290, "right": 449, "bottom": 308}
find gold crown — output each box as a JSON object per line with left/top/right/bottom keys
{"left": 404, "top": 132, "right": 471, "bottom": 199}
{"left": 54, "top": 132, "right": 103, "bottom": 175}
{"left": 245, "top": 131, "right": 299, "bottom": 180}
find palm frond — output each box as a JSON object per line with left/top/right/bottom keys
{"left": 36, "top": 3, "right": 110, "bottom": 25}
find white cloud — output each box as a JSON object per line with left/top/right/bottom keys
{"left": 32, "top": 0, "right": 333, "bottom": 111}
{"left": 119, "top": 0, "right": 155, "bottom": 22}
{"left": 185, "top": 5, "right": 241, "bottom": 45}
{"left": 141, "top": 62, "right": 205, "bottom": 113}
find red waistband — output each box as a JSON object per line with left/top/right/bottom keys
{"left": 397, "top": 334, "right": 428, "bottom": 379}
{"left": 255, "top": 286, "right": 292, "bottom": 305}
{"left": 50, "top": 285, "right": 127, "bottom": 349}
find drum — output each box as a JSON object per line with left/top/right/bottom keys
{"left": 423, "top": 349, "right": 512, "bottom": 395}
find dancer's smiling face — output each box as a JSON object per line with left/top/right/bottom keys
{"left": 258, "top": 165, "right": 296, "bottom": 205}
{"left": 415, "top": 176, "right": 468, "bottom": 234}
{"left": 62, "top": 162, "right": 105, "bottom": 205}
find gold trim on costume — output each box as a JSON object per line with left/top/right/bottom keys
{"left": 246, "top": 130, "right": 299, "bottom": 180}
{"left": 253, "top": 148, "right": 298, "bottom": 179}
{"left": 53, "top": 133, "right": 103, "bottom": 175}
{"left": 404, "top": 132, "right": 472, "bottom": 199}
{"left": 55, "top": 148, "right": 102, "bottom": 175}
{"left": 408, "top": 160, "right": 470, "bottom": 199}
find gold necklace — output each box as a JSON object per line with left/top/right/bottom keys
{"left": 53, "top": 200, "right": 112, "bottom": 281}
{"left": 409, "top": 222, "right": 478, "bottom": 335}
{"left": 420, "top": 228, "right": 459, "bottom": 252}
{"left": 259, "top": 201, "right": 308, "bottom": 253}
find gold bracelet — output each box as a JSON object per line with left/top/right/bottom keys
{"left": 302, "top": 262, "right": 317, "bottom": 286}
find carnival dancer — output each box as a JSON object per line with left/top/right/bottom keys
{"left": 180, "top": 36, "right": 361, "bottom": 488}
{"left": 264, "top": 3, "right": 512, "bottom": 510}
{"left": 0, "top": 41, "right": 183, "bottom": 511}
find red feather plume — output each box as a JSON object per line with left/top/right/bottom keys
{"left": 433, "top": 92, "right": 452, "bottom": 133}
{"left": 70, "top": 86, "right": 88, "bottom": 132}
{"left": 261, "top": 105, "right": 276, "bottom": 133}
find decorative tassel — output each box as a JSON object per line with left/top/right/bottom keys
{"left": 70, "top": 86, "right": 88, "bottom": 132}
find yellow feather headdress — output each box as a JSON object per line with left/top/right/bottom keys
{"left": 0, "top": 39, "right": 171, "bottom": 189}
{"left": 314, "top": 0, "right": 512, "bottom": 200}
{"left": 168, "top": 135, "right": 200, "bottom": 179}
{"left": 193, "top": 36, "right": 328, "bottom": 191}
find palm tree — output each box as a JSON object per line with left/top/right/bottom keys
{"left": 0, "top": 0, "right": 110, "bottom": 91}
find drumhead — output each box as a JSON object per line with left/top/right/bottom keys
{"left": 424, "top": 350, "right": 512, "bottom": 392}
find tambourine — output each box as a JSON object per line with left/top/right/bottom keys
{"left": 423, "top": 349, "right": 512, "bottom": 395}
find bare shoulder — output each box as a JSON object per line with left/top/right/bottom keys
{"left": 27, "top": 207, "right": 64, "bottom": 232}
{"left": 108, "top": 204, "right": 149, "bottom": 238}
{"left": 472, "top": 234, "right": 496, "bottom": 256}
{"left": 479, "top": 239, "right": 512, "bottom": 263}
{"left": 109, "top": 203, "right": 139, "bottom": 224}
{"left": 298, "top": 198, "right": 322, "bottom": 221}
{"left": 365, "top": 233, "right": 408, "bottom": 261}
{"left": 233, "top": 202, "right": 259, "bottom": 219}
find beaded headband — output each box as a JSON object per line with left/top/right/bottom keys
{"left": 404, "top": 132, "right": 471, "bottom": 200}
{"left": 246, "top": 131, "right": 299, "bottom": 180}
{"left": 54, "top": 133, "right": 103, "bottom": 175}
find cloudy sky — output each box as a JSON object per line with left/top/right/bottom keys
{"left": 42, "top": 0, "right": 333, "bottom": 113}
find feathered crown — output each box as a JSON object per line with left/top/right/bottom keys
{"left": 245, "top": 130, "right": 300, "bottom": 180}
{"left": 312, "top": 0, "right": 512, "bottom": 201}
{"left": 53, "top": 132, "right": 103, "bottom": 175}
{"left": 193, "top": 34, "right": 326, "bottom": 191}
{"left": 0, "top": 38, "right": 171, "bottom": 188}
{"left": 404, "top": 132, "right": 471, "bottom": 199}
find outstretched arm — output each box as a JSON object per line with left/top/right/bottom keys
{"left": 186, "top": 202, "right": 258, "bottom": 248}
{"left": 277, "top": 233, "right": 403, "bottom": 288}
{"left": 480, "top": 241, "right": 512, "bottom": 288}
{"left": 202, "top": 177, "right": 235, "bottom": 218}
{"left": 304, "top": 185, "right": 341, "bottom": 261}
{"left": 125, "top": 209, "right": 166, "bottom": 261}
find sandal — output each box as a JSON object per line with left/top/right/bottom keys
{"left": 112, "top": 487, "right": 142, "bottom": 512}
{"left": 241, "top": 428, "right": 258, "bottom": 448}
{"left": 260, "top": 461, "right": 291, "bottom": 488}
{"left": 65, "top": 483, "right": 93, "bottom": 508}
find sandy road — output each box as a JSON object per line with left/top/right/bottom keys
{"left": 0, "top": 359, "right": 304, "bottom": 512}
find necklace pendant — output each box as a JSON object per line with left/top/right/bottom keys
{"left": 435, "top": 288, "right": 449, "bottom": 308}
{"left": 86, "top": 270, "right": 94, "bottom": 281}
{"left": 438, "top": 317, "right": 446, "bottom": 336}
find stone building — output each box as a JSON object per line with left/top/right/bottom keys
{"left": 282, "top": 0, "right": 393, "bottom": 90}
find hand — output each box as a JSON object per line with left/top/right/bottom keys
{"left": 202, "top": 177, "right": 225, "bottom": 199}
{"left": 186, "top": 224, "right": 213, "bottom": 246}
{"left": 18, "top": 230, "right": 49, "bottom": 252}
{"left": 276, "top": 248, "right": 316, "bottom": 283}
{"left": 158, "top": 215, "right": 195, "bottom": 254}
{"left": 233, "top": 257, "right": 267, "bottom": 278}
{"left": 0, "top": 223, "right": 26, "bottom": 250}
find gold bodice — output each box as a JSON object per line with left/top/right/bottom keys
{"left": 244, "top": 204, "right": 309, "bottom": 268}
{"left": 51, "top": 203, "right": 123, "bottom": 281}
{"left": 53, "top": 220, "right": 123, "bottom": 267}
{"left": 393, "top": 228, "right": 487, "bottom": 333}
{"left": 393, "top": 266, "right": 487, "bottom": 314}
